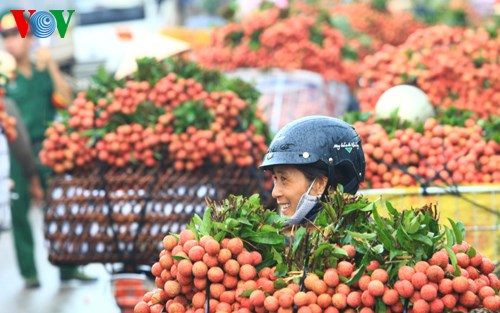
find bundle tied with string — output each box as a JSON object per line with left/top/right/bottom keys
{"left": 41, "top": 57, "right": 273, "bottom": 266}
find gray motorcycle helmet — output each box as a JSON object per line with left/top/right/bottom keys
{"left": 259, "top": 116, "right": 365, "bottom": 194}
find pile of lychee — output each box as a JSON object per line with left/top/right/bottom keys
{"left": 0, "top": 91, "right": 17, "bottom": 142}
{"left": 39, "top": 69, "right": 269, "bottom": 173}
{"left": 134, "top": 230, "right": 500, "bottom": 313}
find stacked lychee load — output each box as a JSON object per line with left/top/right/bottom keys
{"left": 329, "top": 2, "right": 424, "bottom": 51}
{"left": 197, "top": 7, "right": 360, "bottom": 89}
{"left": 358, "top": 25, "right": 500, "bottom": 117}
{"left": 135, "top": 235, "right": 500, "bottom": 313}
{"left": 135, "top": 231, "right": 266, "bottom": 313}
{"left": 351, "top": 116, "right": 500, "bottom": 188}
{"left": 39, "top": 57, "right": 270, "bottom": 174}
{"left": 133, "top": 194, "right": 500, "bottom": 313}
{"left": 388, "top": 245, "right": 499, "bottom": 313}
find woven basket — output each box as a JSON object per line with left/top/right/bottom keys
{"left": 44, "top": 162, "right": 270, "bottom": 266}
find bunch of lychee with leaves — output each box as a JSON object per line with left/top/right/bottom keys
{"left": 134, "top": 191, "right": 500, "bottom": 313}
{"left": 285, "top": 190, "right": 500, "bottom": 313}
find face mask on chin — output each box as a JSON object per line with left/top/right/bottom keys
{"left": 283, "top": 178, "right": 319, "bottom": 226}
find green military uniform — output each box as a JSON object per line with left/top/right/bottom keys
{"left": 6, "top": 64, "right": 77, "bottom": 282}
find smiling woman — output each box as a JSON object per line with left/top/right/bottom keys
{"left": 270, "top": 165, "right": 327, "bottom": 221}
{"left": 259, "top": 115, "right": 366, "bottom": 226}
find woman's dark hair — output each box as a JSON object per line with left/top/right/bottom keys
{"left": 295, "top": 162, "right": 329, "bottom": 199}
{"left": 295, "top": 162, "right": 328, "bottom": 183}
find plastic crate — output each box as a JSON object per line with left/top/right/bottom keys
{"left": 111, "top": 273, "right": 151, "bottom": 313}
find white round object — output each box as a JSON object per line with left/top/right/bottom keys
{"left": 375, "top": 85, "right": 435, "bottom": 124}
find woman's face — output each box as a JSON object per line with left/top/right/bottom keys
{"left": 271, "top": 165, "right": 315, "bottom": 217}
{"left": 3, "top": 33, "right": 31, "bottom": 61}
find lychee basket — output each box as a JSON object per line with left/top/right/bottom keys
{"left": 44, "top": 161, "right": 270, "bottom": 267}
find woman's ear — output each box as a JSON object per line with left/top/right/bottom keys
{"left": 314, "top": 176, "right": 328, "bottom": 196}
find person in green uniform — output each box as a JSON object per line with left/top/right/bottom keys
{"left": 0, "top": 10, "right": 96, "bottom": 288}
{"left": 2, "top": 97, "right": 44, "bottom": 210}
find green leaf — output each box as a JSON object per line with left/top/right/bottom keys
{"left": 274, "top": 264, "right": 288, "bottom": 277}
{"left": 85, "top": 136, "right": 97, "bottom": 148}
{"left": 346, "top": 264, "right": 366, "bottom": 286}
{"left": 249, "top": 29, "right": 263, "bottom": 51}
{"left": 413, "top": 234, "right": 434, "bottom": 247}
{"left": 371, "top": 244, "right": 384, "bottom": 254}
{"left": 407, "top": 218, "right": 420, "bottom": 234}
{"left": 376, "top": 297, "right": 387, "bottom": 313}
{"left": 385, "top": 201, "right": 400, "bottom": 218}
{"left": 329, "top": 16, "right": 354, "bottom": 34}
{"left": 292, "top": 227, "right": 307, "bottom": 254}
{"left": 314, "top": 243, "right": 334, "bottom": 258}
{"left": 342, "top": 111, "right": 372, "bottom": 124}
{"left": 214, "top": 232, "right": 225, "bottom": 242}
{"left": 371, "top": 204, "right": 394, "bottom": 250}
{"left": 258, "top": 257, "right": 275, "bottom": 270}
{"left": 448, "top": 218, "right": 463, "bottom": 244}
{"left": 186, "top": 222, "right": 198, "bottom": 239}
{"left": 371, "top": 0, "right": 388, "bottom": 11}
{"left": 343, "top": 197, "right": 379, "bottom": 215}
{"left": 259, "top": 225, "right": 279, "bottom": 233}
{"left": 457, "top": 222, "right": 466, "bottom": 241}
{"left": 240, "top": 289, "right": 254, "bottom": 297}
{"left": 444, "top": 246, "right": 461, "bottom": 276}
{"left": 226, "top": 30, "right": 244, "bottom": 47}
{"left": 332, "top": 247, "right": 350, "bottom": 258}
{"left": 225, "top": 218, "right": 240, "bottom": 229}
{"left": 466, "top": 246, "right": 477, "bottom": 258}
{"left": 172, "top": 255, "right": 189, "bottom": 261}
{"left": 432, "top": 231, "right": 446, "bottom": 244}
{"left": 248, "top": 193, "right": 261, "bottom": 203}
{"left": 309, "top": 26, "right": 324, "bottom": 47}
{"left": 273, "top": 279, "right": 288, "bottom": 290}
{"left": 390, "top": 249, "right": 403, "bottom": 260}
{"left": 341, "top": 46, "right": 359, "bottom": 61}
{"left": 271, "top": 247, "right": 283, "bottom": 264}
{"left": 235, "top": 218, "right": 253, "bottom": 227}
{"left": 172, "top": 100, "right": 214, "bottom": 133}
{"left": 395, "top": 224, "right": 413, "bottom": 251}
{"left": 200, "top": 208, "right": 212, "bottom": 234}
{"left": 213, "top": 221, "right": 230, "bottom": 232}
{"left": 265, "top": 213, "right": 283, "bottom": 225}
{"left": 445, "top": 228, "right": 456, "bottom": 246}
{"left": 316, "top": 202, "right": 337, "bottom": 226}
{"left": 346, "top": 231, "right": 377, "bottom": 240}
{"left": 247, "top": 233, "right": 284, "bottom": 245}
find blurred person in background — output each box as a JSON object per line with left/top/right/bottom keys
{"left": 0, "top": 49, "right": 44, "bottom": 287}
{"left": 0, "top": 97, "right": 44, "bottom": 235}
{"left": 0, "top": 10, "right": 96, "bottom": 288}
{"left": 1, "top": 49, "right": 43, "bottom": 241}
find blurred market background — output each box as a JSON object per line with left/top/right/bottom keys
{"left": 0, "top": 0, "right": 499, "bottom": 312}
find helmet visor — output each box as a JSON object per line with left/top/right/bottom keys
{"left": 259, "top": 151, "right": 320, "bottom": 170}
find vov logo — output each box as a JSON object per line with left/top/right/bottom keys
{"left": 10, "top": 10, "right": 75, "bottom": 38}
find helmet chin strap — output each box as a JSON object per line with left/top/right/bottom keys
{"left": 306, "top": 178, "right": 317, "bottom": 195}
{"left": 327, "top": 165, "right": 337, "bottom": 192}
{"left": 343, "top": 178, "right": 358, "bottom": 194}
